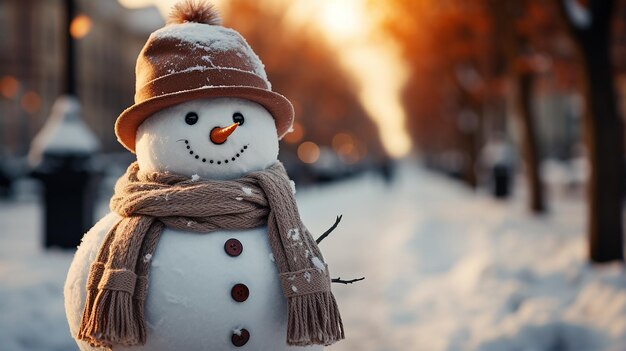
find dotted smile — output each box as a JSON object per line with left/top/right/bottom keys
{"left": 179, "top": 139, "right": 249, "bottom": 165}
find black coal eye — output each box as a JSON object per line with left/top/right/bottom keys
{"left": 185, "top": 112, "right": 198, "bottom": 125}
{"left": 233, "top": 112, "right": 245, "bottom": 126}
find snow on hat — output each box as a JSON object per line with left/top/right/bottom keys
{"left": 115, "top": 0, "right": 294, "bottom": 152}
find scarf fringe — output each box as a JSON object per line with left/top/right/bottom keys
{"left": 133, "top": 296, "right": 147, "bottom": 343}
{"left": 287, "top": 291, "right": 345, "bottom": 346}
{"left": 77, "top": 289, "right": 144, "bottom": 348}
{"left": 76, "top": 288, "right": 104, "bottom": 347}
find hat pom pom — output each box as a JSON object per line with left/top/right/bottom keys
{"left": 167, "top": 0, "right": 222, "bottom": 25}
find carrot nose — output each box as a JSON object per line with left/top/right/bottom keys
{"left": 210, "top": 123, "right": 238, "bottom": 144}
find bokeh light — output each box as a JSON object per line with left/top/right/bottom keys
{"left": 20, "top": 91, "right": 41, "bottom": 114}
{"left": 332, "top": 132, "right": 360, "bottom": 164}
{"left": 1, "top": 76, "right": 20, "bottom": 99}
{"left": 283, "top": 122, "right": 304, "bottom": 144}
{"left": 70, "top": 15, "right": 93, "bottom": 39}
{"left": 297, "top": 141, "right": 320, "bottom": 164}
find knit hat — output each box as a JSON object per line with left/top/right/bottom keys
{"left": 115, "top": 0, "right": 294, "bottom": 153}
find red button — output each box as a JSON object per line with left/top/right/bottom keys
{"left": 224, "top": 238, "right": 243, "bottom": 257}
{"left": 231, "top": 328, "right": 250, "bottom": 347}
{"left": 231, "top": 283, "right": 249, "bottom": 302}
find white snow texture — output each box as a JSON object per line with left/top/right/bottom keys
{"left": 151, "top": 23, "right": 269, "bottom": 86}
{"left": 1, "top": 161, "right": 626, "bottom": 351}
{"left": 28, "top": 96, "right": 100, "bottom": 165}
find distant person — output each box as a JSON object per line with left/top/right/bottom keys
{"left": 378, "top": 156, "right": 395, "bottom": 185}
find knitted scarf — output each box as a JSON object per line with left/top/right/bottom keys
{"left": 77, "top": 161, "right": 344, "bottom": 348}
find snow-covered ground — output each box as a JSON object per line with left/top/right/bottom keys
{"left": 1, "top": 161, "right": 625, "bottom": 351}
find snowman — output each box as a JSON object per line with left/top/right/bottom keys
{"left": 64, "top": 1, "right": 343, "bottom": 350}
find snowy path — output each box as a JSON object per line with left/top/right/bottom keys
{"left": 311, "top": 164, "right": 626, "bottom": 351}
{"left": 1, "top": 162, "right": 625, "bottom": 351}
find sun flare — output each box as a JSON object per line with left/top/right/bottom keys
{"left": 313, "top": 0, "right": 412, "bottom": 157}
{"left": 319, "top": 0, "right": 364, "bottom": 40}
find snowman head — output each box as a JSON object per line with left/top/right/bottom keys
{"left": 114, "top": 1, "right": 294, "bottom": 177}
{"left": 136, "top": 97, "right": 278, "bottom": 180}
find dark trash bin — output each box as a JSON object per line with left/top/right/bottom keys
{"left": 32, "top": 155, "right": 100, "bottom": 247}
{"left": 0, "top": 163, "right": 13, "bottom": 198}
{"left": 492, "top": 164, "right": 511, "bottom": 198}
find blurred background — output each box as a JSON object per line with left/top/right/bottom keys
{"left": 1, "top": 0, "right": 626, "bottom": 350}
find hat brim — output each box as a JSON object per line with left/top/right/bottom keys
{"left": 115, "top": 86, "right": 294, "bottom": 153}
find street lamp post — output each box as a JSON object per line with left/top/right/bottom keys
{"left": 65, "top": 0, "right": 76, "bottom": 96}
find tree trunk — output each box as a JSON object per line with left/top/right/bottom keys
{"left": 487, "top": 0, "right": 545, "bottom": 212}
{"left": 463, "top": 132, "right": 479, "bottom": 189}
{"left": 515, "top": 72, "right": 545, "bottom": 212}
{"left": 580, "top": 38, "right": 624, "bottom": 262}
{"left": 460, "top": 111, "right": 479, "bottom": 189}
{"left": 559, "top": 0, "right": 624, "bottom": 262}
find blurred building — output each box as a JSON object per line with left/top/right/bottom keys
{"left": 0, "top": 0, "right": 163, "bottom": 155}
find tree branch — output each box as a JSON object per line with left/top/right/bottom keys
{"left": 316, "top": 215, "right": 342, "bottom": 244}
{"left": 332, "top": 276, "right": 365, "bottom": 284}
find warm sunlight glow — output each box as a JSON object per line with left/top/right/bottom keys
{"left": 313, "top": 0, "right": 412, "bottom": 157}
{"left": 281, "top": 0, "right": 412, "bottom": 157}
{"left": 341, "top": 45, "right": 411, "bottom": 157}
{"left": 70, "top": 15, "right": 93, "bottom": 39}
{"left": 319, "top": 0, "right": 364, "bottom": 40}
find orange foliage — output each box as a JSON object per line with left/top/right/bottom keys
{"left": 379, "top": 0, "right": 585, "bottom": 155}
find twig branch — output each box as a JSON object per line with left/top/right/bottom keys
{"left": 332, "top": 277, "right": 365, "bottom": 284}
{"left": 316, "top": 215, "right": 342, "bottom": 244}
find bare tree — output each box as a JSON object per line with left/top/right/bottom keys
{"left": 558, "top": 0, "right": 624, "bottom": 262}
{"left": 488, "top": 0, "right": 545, "bottom": 213}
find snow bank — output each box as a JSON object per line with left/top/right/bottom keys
{"left": 151, "top": 23, "right": 268, "bottom": 83}
{"left": 298, "top": 162, "right": 626, "bottom": 351}
{"left": 0, "top": 201, "right": 76, "bottom": 351}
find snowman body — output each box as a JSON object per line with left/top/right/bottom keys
{"left": 65, "top": 215, "right": 321, "bottom": 351}
{"left": 64, "top": 98, "right": 322, "bottom": 350}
